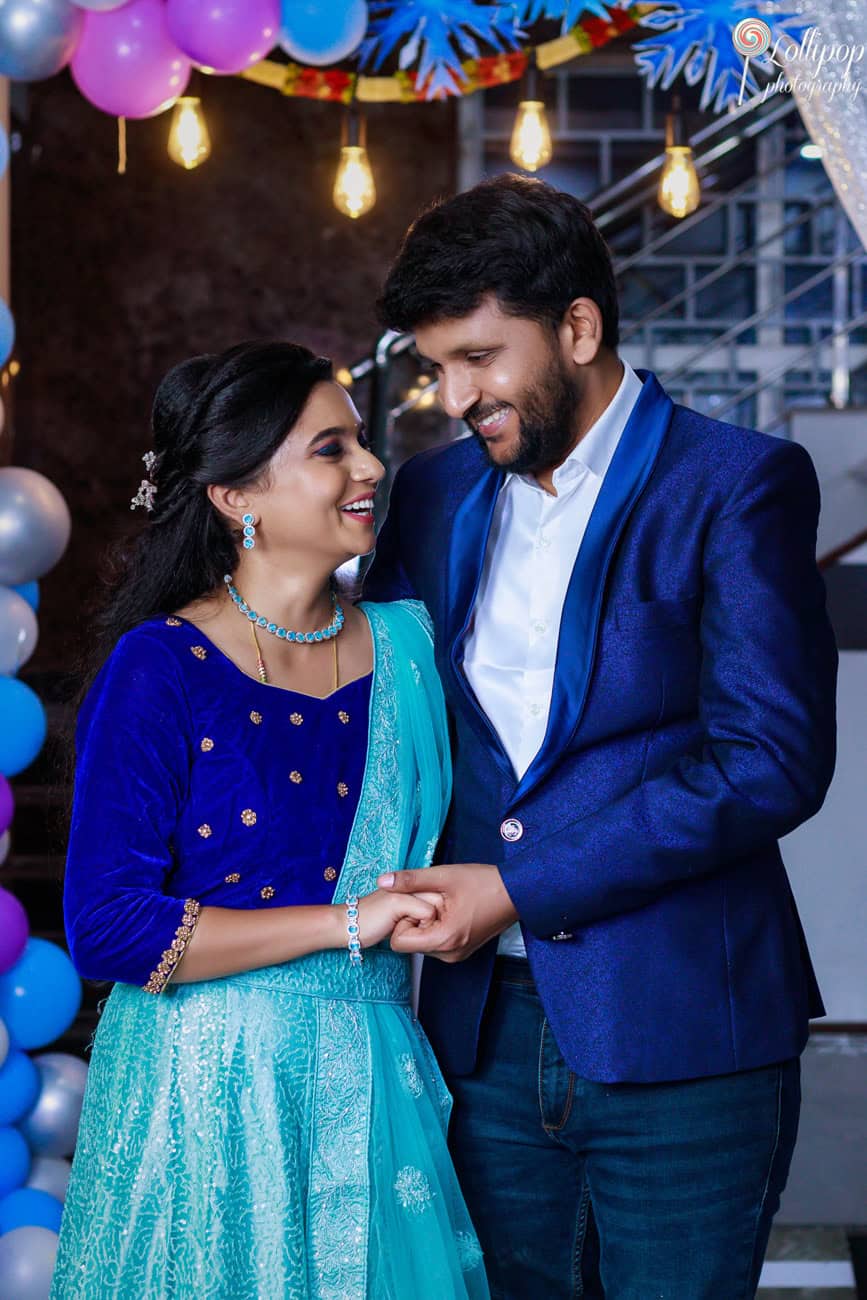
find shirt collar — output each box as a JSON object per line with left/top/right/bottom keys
{"left": 507, "top": 361, "right": 643, "bottom": 494}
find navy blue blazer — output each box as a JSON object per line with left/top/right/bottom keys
{"left": 365, "top": 371, "right": 837, "bottom": 1084}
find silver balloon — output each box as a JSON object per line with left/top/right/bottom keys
{"left": 0, "top": 829, "right": 9, "bottom": 865}
{"left": 0, "top": 1227, "right": 59, "bottom": 1299}
{"left": 0, "top": 585, "right": 39, "bottom": 674}
{"left": 0, "top": 0, "right": 84, "bottom": 82}
{"left": 71, "top": 0, "right": 128, "bottom": 7}
{"left": 19, "top": 1052, "right": 89, "bottom": 1158}
{"left": 25, "top": 1155, "right": 72, "bottom": 1203}
{"left": 0, "top": 1016, "right": 8, "bottom": 1068}
{"left": 0, "top": 468, "right": 71, "bottom": 586}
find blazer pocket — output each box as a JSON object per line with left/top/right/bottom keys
{"left": 614, "top": 594, "right": 701, "bottom": 630}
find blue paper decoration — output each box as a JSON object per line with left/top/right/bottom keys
{"left": 362, "top": 0, "right": 523, "bottom": 98}
{"left": 632, "top": 1, "right": 809, "bottom": 113}
{"left": 513, "top": 1, "right": 625, "bottom": 28}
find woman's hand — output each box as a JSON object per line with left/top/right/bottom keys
{"left": 356, "top": 889, "right": 443, "bottom": 949}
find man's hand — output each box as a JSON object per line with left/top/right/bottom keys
{"left": 377, "top": 864, "right": 518, "bottom": 962}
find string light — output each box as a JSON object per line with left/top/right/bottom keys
{"left": 333, "top": 106, "right": 376, "bottom": 220}
{"left": 658, "top": 95, "right": 700, "bottom": 219}
{"left": 336, "top": 367, "right": 354, "bottom": 386}
{"left": 509, "top": 53, "right": 552, "bottom": 173}
{"left": 167, "top": 97, "right": 211, "bottom": 171}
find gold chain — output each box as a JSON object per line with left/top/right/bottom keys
{"left": 250, "top": 620, "right": 338, "bottom": 693}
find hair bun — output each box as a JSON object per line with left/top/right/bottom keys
{"left": 151, "top": 354, "right": 217, "bottom": 454}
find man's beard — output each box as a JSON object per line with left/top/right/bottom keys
{"left": 467, "top": 360, "right": 579, "bottom": 475}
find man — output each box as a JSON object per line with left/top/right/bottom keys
{"left": 365, "top": 174, "right": 837, "bottom": 1299}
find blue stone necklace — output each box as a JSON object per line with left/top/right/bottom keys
{"left": 223, "top": 574, "right": 345, "bottom": 644}
{"left": 223, "top": 574, "right": 345, "bottom": 688}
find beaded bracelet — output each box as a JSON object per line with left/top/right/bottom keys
{"left": 346, "top": 895, "right": 362, "bottom": 965}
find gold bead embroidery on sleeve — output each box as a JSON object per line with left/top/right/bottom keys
{"left": 289, "top": 770, "right": 303, "bottom": 784}
{"left": 165, "top": 617, "right": 182, "bottom": 626}
{"left": 200, "top": 738, "right": 214, "bottom": 752}
{"left": 241, "top": 809, "right": 257, "bottom": 826}
{"left": 225, "top": 872, "right": 241, "bottom": 883}
{"left": 290, "top": 713, "right": 304, "bottom": 726}
{"left": 190, "top": 645, "right": 207, "bottom": 660}
{"left": 250, "top": 711, "right": 262, "bottom": 725}
{"left": 143, "top": 899, "right": 201, "bottom": 994}
{"left": 337, "top": 782, "right": 349, "bottom": 798}
{"left": 324, "top": 866, "right": 337, "bottom": 881}
{"left": 338, "top": 711, "right": 350, "bottom": 724}
{"left": 260, "top": 885, "right": 275, "bottom": 900}
{"left": 197, "top": 824, "right": 212, "bottom": 838}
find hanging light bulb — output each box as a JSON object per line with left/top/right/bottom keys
{"left": 509, "top": 53, "right": 552, "bottom": 172}
{"left": 167, "top": 97, "right": 211, "bottom": 171}
{"left": 333, "top": 107, "right": 376, "bottom": 220}
{"left": 658, "top": 95, "right": 700, "bottom": 219}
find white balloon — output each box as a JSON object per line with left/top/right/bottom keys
{"left": 0, "top": 829, "right": 9, "bottom": 865}
{"left": 26, "top": 1155, "right": 72, "bottom": 1203}
{"left": 0, "top": 585, "right": 39, "bottom": 674}
{"left": 0, "top": 1227, "right": 59, "bottom": 1300}
{"left": 19, "top": 1053, "right": 89, "bottom": 1158}
{"left": 0, "top": 1017, "right": 9, "bottom": 1067}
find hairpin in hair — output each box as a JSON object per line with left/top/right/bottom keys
{"left": 131, "top": 451, "right": 158, "bottom": 512}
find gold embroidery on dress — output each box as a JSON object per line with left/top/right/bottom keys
{"left": 290, "top": 712, "right": 303, "bottom": 726}
{"left": 225, "top": 872, "right": 241, "bottom": 883}
{"left": 200, "top": 738, "right": 214, "bottom": 752}
{"left": 260, "top": 885, "right": 275, "bottom": 900}
{"left": 250, "top": 711, "right": 263, "bottom": 725}
{"left": 338, "top": 710, "right": 350, "bottom": 724}
{"left": 337, "top": 782, "right": 349, "bottom": 798}
{"left": 290, "top": 770, "right": 303, "bottom": 784}
{"left": 197, "top": 824, "right": 212, "bottom": 838}
{"left": 165, "top": 617, "right": 182, "bottom": 627}
{"left": 241, "top": 809, "right": 257, "bottom": 826}
{"left": 190, "top": 645, "right": 207, "bottom": 660}
{"left": 143, "top": 899, "right": 201, "bottom": 994}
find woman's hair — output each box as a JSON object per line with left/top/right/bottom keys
{"left": 90, "top": 339, "right": 332, "bottom": 670}
{"left": 378, "top": 173, "right": 620, "bottom": 349}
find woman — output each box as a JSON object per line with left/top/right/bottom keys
{"left": 52, "top": 342, "right": 489, "bottom": 1299}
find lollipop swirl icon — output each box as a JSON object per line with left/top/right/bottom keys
{"left": 733, "top": 18, "right": 773, "bottom": 103}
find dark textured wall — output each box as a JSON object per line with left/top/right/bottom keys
{"left": 8, "top": 70, "right": 456, "bottom": 668}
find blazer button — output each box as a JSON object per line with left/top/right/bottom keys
{"left": 500, "top": 817, "right": 524, "bottom": 843}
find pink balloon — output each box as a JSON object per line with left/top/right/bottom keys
{"left": 0, "top": 776, "right": 11, "bottom": 837}
{"left": 166, "top": 0, "right": 279, "bottom": 74}
{"left": 71, "top": 0, "right": 191, "bottom": 119}
{"left": 0, "top": 887, "right": 28, "bottom": 975}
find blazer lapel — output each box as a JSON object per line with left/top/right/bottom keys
{"left": 443, "top": 449, "right": 513, "bottom": 775}
{"left": 512, "top": 370, "right": 675, "bottom": 805}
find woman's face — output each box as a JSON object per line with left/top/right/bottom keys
{"left": 248, "top": 381, "right": 385, "bottom": 567}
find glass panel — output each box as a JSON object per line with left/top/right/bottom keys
{"left": 695, "top": 266, "right": 755, "bottom": 320}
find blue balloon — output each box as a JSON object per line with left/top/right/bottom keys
{"left": 0, "top": 940, "right": 81, "bottom": 1052}
{"left": 0, "top": 301, "right": 13, "bottom": 368}
{"left": 0, "top": 680, "right": 46, "bottom": 778}
{"left": 0, "top": 1051, "right": 39, "bottom": 1126}
{"left": 0, "top": 1127, "right": 30, "bottom": 1197}
{"left": 0, "top": 128, "right": 8, "bottom": 181}
{"left": 11, "top": 582, "right": 39, "bottom": 612}
{"left": 0, "top": 1188, "right": 63, "bottom": 1235}
{"left": 280, "top": 0, "right": 368, "bottom": 65}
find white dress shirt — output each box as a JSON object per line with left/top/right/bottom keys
{"left": 463, "top": 362, "right": 644, "bottom": 957}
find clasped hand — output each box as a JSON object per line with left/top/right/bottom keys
{"left": 362, "top": 864, "right": 518, "bottom": 963}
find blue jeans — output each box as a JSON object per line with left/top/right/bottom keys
{"left": 445, "top": 957, "right": 801, "bottom": 1300}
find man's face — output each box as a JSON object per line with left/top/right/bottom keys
{"left": 413, "top": 295, "right": 581, "bottom": 475}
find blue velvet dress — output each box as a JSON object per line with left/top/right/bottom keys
{"left": 51, "top": 600, "right": 489, "bottom": 1300}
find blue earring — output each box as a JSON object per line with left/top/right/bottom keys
{"left": 242, "top": 513, "right": 256, "bottom": 550}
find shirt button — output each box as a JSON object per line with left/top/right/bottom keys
{"left": 500, "top": 818, "right": 524, "bottom": 843}
{"left": 533, "top": 620, "right": 547, "bottom": 635}
{"left": 528, "top": 702, "right": 543, "bottom": 717}
{"left": 538, "top": 534, "right": 552, "bottom": 549}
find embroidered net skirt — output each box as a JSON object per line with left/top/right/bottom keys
{"left": 50, "top": 948, "right": 489, "bottom": 1299}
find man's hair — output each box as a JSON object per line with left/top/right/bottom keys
{"left": 378, "top": 174, "right": 619, "bottom": 349}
